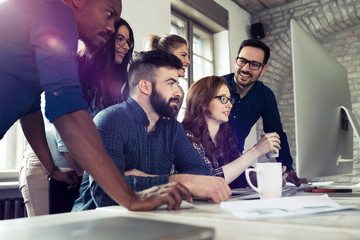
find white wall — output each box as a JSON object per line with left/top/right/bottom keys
{"left": 121, "top": 0, "right": 171, "bottom": 52}
{"left": 214, "top": 0, "right": 251, "bottom": 70}
{"left": 213, "top": 30, "right": 230, "bottom": 76}
{"left": 121, "top": 0, "right": 251, "bottom": 68}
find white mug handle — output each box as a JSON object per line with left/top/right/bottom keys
{"left": 245, "top": 168, "right": 260, "bottom": 194}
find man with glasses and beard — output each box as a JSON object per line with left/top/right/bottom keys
{"left": 74, "top": 51, "right": 231, "bottom": 210}
{"left": 222, "top": 39, "right": 307, "bottom": 186}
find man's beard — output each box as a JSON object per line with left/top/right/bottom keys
{"left": 150, "top": 87, "right": 180, "bottom": 118}
{"left": 234, "top": 70, "right": 261, "bottom": 88}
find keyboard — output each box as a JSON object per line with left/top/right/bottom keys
{"left": 232, "top": 186, "right": 298, "bottom": 200}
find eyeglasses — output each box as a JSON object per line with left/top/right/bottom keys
{"left": 116, "top": 34, "right": 133, "bottom": 49}
{"left": 214, "top": 96, "right": 234, "bottom": 105}
{"left": 236, "top": 57, "right": 265, "bottom": 70}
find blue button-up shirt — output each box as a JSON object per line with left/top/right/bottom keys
{"left": 73, "top": 97, "right": 211, "bottom": 210}
{"left": 0, "top": 0, "right": 87, "bottom": 139}
{"left": 223, "top": 73, "right": 294, "bottom": 171}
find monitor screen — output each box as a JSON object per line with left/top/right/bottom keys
{"left": 291, "top": 19, "right": 354, "bottom": 178}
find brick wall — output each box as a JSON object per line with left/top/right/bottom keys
{"left": 250, "top": 0, "right": 360, "bottom": 183}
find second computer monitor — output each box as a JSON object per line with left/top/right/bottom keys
{"left": 291, "top": 19, "right": 354, "bottom": 178}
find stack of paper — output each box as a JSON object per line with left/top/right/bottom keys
{"left": 220, "top": 194, "right": 357, "bottom": 220}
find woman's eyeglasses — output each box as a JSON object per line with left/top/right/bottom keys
{"left": 214, "top": 96, "right": 234, "bottom": 105}
{"left": 116, "top": 34, "right": 133, "bottom": 49}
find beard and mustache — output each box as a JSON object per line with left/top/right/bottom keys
{"left": 234, "top": 69, "right": 261, "bottom": 88}
{"left": 150, "top": 86, "right": 180, "bottom": 118}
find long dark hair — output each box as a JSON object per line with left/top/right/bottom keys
{"left": 182, "top": 76, "right": 239, "bottom": 161}
{"left": 77, "top": 18, "right": 134, "bottom": 113}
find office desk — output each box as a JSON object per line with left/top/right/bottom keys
{"left": 1, "top": 192, "right": 359, "bottom": 240}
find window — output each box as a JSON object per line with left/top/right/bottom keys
{"left": 171, "top": 12, "right": 214, "bottom": 121}
{"left": 170, "top": 13, "right": 214, "bottom": 84}
{"left": 0, "top": 95, "right": 49, "bottom": 172}
{"left": 0, "top": 121, "right": 27, "bottom": 172}
{"left": 170, "top": 15, "right": 187, "bottom": 44}
{"left": 192, "top": 26, "right": 214, "bottom": 82}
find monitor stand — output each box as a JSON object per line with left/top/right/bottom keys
{"left": 337, "top": 106, "right": 360, "bottom": 165}
{"left": 340, "top": 106, "right": 360, "bottom": 140}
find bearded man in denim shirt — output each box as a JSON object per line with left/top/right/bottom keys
{"left": 74, "top": 51, "right": 231, "bottom": 210}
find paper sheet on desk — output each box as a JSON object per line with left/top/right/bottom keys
{"left": 220, "top": 195, "right": 357, "bottom": 220}
{"left": 328, "top": 182, "right": 360, "bottom": 189}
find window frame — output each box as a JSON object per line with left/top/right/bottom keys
{"left": 171, "top": 9, "right": 215, "bottom": 86}
{"left": 191, "top": 23, "right": 214, "bottom": 83}
{"left": 171, "top": 10, "right": 215, "bottom": 122}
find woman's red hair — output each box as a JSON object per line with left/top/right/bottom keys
{"left": 182, "top": 76, "right": 239, "bottom": 161}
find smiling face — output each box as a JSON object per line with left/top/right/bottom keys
{"left": 206, "top": 84, "right": 232, "bottom": 126}
{"left": 115, "top": 25, "right": 132, "bottom": 64}
{"left": 76, "top": 0, "right": 122, "bottom": 54}
{"left": 171, "top": 44, "right": 190, "bottom": 77}
{"left": 150, "top": 67, "right": 182, "bottom": 118}
{"left": 233, "top": 46, "right": 267, "bottom": 89}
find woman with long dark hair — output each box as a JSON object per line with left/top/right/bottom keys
{"left": 78, "top": 18, "right": 134, "bottom": 114}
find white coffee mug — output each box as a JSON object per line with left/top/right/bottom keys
{"left": 245, "top": 162, "right": 282, "bottom": 199}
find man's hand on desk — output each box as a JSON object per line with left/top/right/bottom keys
{"left": 128, "top": 182, "right": 192, "bottom": 211}
{"left": 286, "top": 170, "right": 308, "bottom": 187}
{"left": 169, "top": 174, "right": 232, "bottom": 203}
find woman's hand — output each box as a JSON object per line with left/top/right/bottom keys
{"left": 254, "top": 132, "right": 281, "bottom": 156}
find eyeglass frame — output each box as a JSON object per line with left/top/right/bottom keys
{"left": 236, "top": 57, "right": 265, "bottom": 71}
{"left": 214, "top": 95, "right": 235, "bottom": 105}
{"left": 115, "top": 34, "right": 133, "bottom": 49}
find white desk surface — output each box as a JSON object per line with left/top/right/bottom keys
{"left": 1, "top": 191, "right": 359, "bottom": 240}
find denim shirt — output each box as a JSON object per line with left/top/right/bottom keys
{"left": 222, "top": 73, "right": 294, "bottom": 171}
{"left": 73, "top": 97, "right": 211, "bottom": 210}
{"left": 0, "top": 0, "right": 87, "bottom": 139}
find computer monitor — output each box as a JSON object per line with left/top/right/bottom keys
{"left": 291, "top": 19, "right": 360, "bottom": 178}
